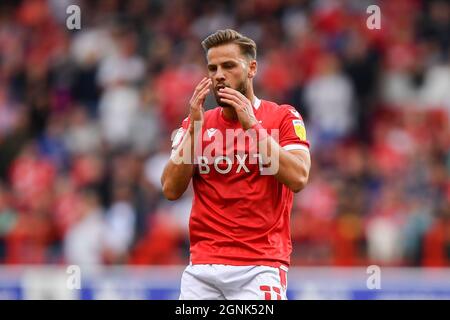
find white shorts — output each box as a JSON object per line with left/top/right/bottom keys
{"left": 179, "top": 264, "right": 288, "bottom": 300}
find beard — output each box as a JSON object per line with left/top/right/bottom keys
{"left": 214, "top": 80, "right": 248, "bottom": 108}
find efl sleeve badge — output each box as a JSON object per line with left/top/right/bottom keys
{"left": 292, "top": 119, "right": 306, "bottom": 141}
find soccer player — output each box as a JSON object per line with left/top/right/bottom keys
{"left": 161, "top": 29, "right": 311, "bottom": 300}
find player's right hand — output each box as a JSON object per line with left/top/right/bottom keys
{"left": 188, "top": 77, "right": 211, "bottom": 133}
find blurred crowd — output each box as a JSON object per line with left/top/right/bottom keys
{"left": 0, "top": 0, "right": 449, "bottom": 268}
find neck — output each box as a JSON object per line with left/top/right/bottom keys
{"left": 222, "top": 88, "right": 255, "bottom": 121}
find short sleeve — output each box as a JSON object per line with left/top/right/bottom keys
{"left": 171, "top": 116, "right": 190, "bottom": 150}
{"left": 278, "top": 105, "right": 310, "bottom": 152}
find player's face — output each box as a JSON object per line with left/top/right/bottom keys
{"left": 206, "top": 43, "right": 251, "bottom": 108}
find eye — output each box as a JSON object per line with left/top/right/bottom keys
{"left": 208, "top": 65, "right": 217, "bottom": 72}
{"left": 223, "top": 62, "right": 235, "bottom": 69}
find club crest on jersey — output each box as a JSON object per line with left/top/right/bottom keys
{"left": 292, "top": 119, "right": 306, "bottom": 141}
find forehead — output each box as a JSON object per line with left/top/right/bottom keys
{"left": 206, "top": 43, "right": 245, "bottom": 64}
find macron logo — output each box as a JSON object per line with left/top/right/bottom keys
{"left": 207, "top": 128, "right": 217, "bottom": 138}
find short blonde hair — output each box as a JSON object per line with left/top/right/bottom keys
{"left": 201, "top": 29, "right": 257, "bottom": 60}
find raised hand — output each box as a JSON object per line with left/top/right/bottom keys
{"left": 188, "top": 77, "right": 212, "bottom": 133}
{"left": 218, "top": 87, "right": 258, "bottom": 130}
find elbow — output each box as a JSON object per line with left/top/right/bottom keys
{"left": 161, "top": 183, "right": 183, "bottom": 201}
{"left": 162, "top": 188, "right": 182, "bottom": 201}
{"left": 289, "top": 174, "right": 309, "bottom": 193}
{"left": 161, "top": 173, "right": 182, "bottom": 201}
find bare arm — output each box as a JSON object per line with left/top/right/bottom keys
{"left": 161, "top": 77, "right": 211, "bottom": 200}
{"left": 160, "top": 130, "right": 196, "bottom": 200}
{"left": 260, "top": 140, "right": 311, "bottom": 192}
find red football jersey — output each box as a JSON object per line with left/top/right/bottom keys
{"left": 171, "top": 97, "right": 310, "bottom": 268}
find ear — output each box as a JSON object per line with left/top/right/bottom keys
{"left": 248, "top": 60, "right": 257, "bottom": 79}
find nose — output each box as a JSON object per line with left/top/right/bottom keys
{"left": 214, "top": 66, "right": 225, "bottom": 83}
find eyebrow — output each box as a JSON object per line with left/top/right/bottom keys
{"left": 207, "top": 60, "right": 238, "bottom": 68}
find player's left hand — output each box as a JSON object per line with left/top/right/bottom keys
{"left": 218, "top": 87, "right": 258, "bottom": 130}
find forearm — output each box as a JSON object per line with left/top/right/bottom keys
{"left": 161, "top": 129, "right": 198, "bottom": 200}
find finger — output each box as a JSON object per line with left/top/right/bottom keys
{"left": 194, "top": 77, "right": 210, "bottom": 92}
{"left": 198, "top": 77, "right": 209, "bottom": 86}
{"left": 192, "top": 86, "right": 210, "bottom": 109}
{"left": 194, "top": 77, "right": 206, "bottom": 90}
{"left": 197, "top": 82, "right": 211, "bottom": 98}
{"left": 194, "top": 81, "right": 212, "bottom": 99}
{"left": 197, "top": 85, "right": 210, "bottom": 101}
{"left": 222, "top": 87, "right": 249, "bottom": 104}
{"left": 219, "top": 98, "right": 240, "bottom": 110}
{"left": 218, "top": 91, "right": 242, "bottom": 106}
{"left": 201, "top": 77, "right": 212, "bottom": 88}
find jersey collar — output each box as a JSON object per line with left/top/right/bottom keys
{"left": 253, "top": 96, "right": 261, "bottom": 110}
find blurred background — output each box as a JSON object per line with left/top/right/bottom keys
{"left": 0, "top": 0, "right": 449, "bottom": 299}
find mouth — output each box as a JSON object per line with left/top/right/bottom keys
{"left": 216, "top": 84, "right": 228, "bottom": 91}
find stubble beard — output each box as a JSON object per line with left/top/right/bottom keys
{"left": 214, "top": 80, "right": 248, "bottom": 109}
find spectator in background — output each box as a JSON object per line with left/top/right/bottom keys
{"left": 9, "top": 142, "right": 56, "bottom": 209}
{"left": 365, "top": 185, "right": 405, "bottom": 265}
{"left": 38, "top": 114, "right": 69, "bottom": 172}
{"left": 70, "top": 152, "right": 105, "bottom": 190}
{"left": 380, "top": 24, "right": 421, "bottom": 109}
{"left": 70, "top": 25, "right": 114, "bottom": 117}
{"left": 129, "top": 83, "right": 162, "bottom": 156}
{"left": 304, "top": 53, "right": 355, "bottom": 147}
{"left": 419, "top": 54, "right": 450, "bottom": 114}
{"left": 423, "top": 198, "right": 450, "bottom": 266}
{"left": 64, "top": 188, "right": 105, "bottom": 269}
{"left": 63, "top": 106, "right": 102, "bottom": 156}
{"left": 0, "top": 0, "right": 449, "bottom": 268}
{"left": 144, "top": 143, "right": 172, "bottom": 192}
{"left": 402, "top": 196, "right": 434, "bottom": 265}
{"left": 103, "top": 184, "right": 136, "bottom": 264}
{"left": 0, "top": 87, "right": 20, "bottom": 138}
{"left": 0, "top": 185, "right": 17, "bottom": 263}
{"left": 97, "top": 29, "right": 145, "bottom": 149}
